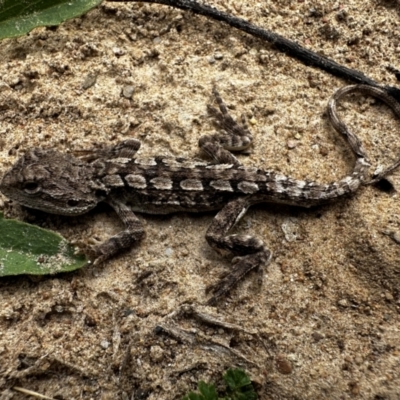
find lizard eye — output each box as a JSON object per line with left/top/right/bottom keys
{"left": 23, "top": 181, "right": 41, "bottom": 194}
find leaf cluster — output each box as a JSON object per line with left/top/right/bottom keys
{"left": 182, "top": 368, "right": 257, "bottom": 400}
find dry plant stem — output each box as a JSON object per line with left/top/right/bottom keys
{"left": 12, "top": 387, "right": 56, "bottom": 400}
{"left": 154, "top": 323, "right": 257, "bottom": 365}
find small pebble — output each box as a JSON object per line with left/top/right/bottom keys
{"left": 275, "top": 354, "right": 293, "bottom": 375}
{"left": 122, "top": 85, "right": 135, "bottom": 99}
{"left": 113, "top": 47, "right": 125, "bottom": 56}
{"left": 100, "top": 340, "right": 110, "bottom": 349}
{"left": 52, "top": 330, "right": 63, "bottom": 339}
{"left": 338, "top": 299, "right": 348, "bottom": 307}
{"left": 354, "top": 356, "right": 363, "bottom": 365}
{"left": 311, "top": 332, "right": 324, "bottom": 342}
{"left": 281, "top": 219, "right": 300, "bottom": 242}
{"left": 150, "top": 345, "right": 164, "bottom": 362}
{"left": 385, "top": 292, "right": 394, "bottom": 301}
{"left": 319, "top": 145, "right": 329, "bottom": 156}
{"left": 81, "top": 74, "right": 97, "bottom": 90}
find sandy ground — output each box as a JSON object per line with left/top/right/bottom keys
{"left": 1, "top": 1, "right": 400, "bottom": 399}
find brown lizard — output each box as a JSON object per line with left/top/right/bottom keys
{"left": 1, "top": 85, "right": 400, "bottom": 305}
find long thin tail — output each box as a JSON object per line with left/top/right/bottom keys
{"left": 328, "top": 84, "right": 400, "bottom": 187}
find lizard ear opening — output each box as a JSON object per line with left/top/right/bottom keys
{"left": 23, "top": 181, "right": 41, "bottom": 194}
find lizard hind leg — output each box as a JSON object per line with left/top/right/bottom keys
{"left": 205, "top": 197, "right": 272, "bottom": 306}
{"left": 199, "top": 88, "right": 253, "bottom": 166}
{"left": 91, "top": 197, "right": 145, "bottom": 266}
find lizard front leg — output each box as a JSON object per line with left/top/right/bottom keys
{"left": 199, "top": 87, "right": 252, "bottom": 165}
{"left": 75, "top": 139, "right": 145, "bottom": 265}
{"left": 102, "top": 139, "right": 141, "bottom": 159}
{"left": 77, "top": 139, "right": 141, "bottom": 161}
{"left": 91, "top": 196, "right": 144, "bottom": 266}
{"left": 205, "top": 197, "right": 272, "bottom": 306}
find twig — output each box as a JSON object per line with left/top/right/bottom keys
{"left": 12, "top": 386, "right": 56, "bottom": 400}
{"left": 154, "top": 323, "right": 257, "bottom": 365}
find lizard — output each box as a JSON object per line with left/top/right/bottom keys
{"left": 1, "top": 84, "right": 400, "bottom": 305}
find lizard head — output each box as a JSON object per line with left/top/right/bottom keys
{"left": 0, "top": 148, "right": 107, "bottom": 216}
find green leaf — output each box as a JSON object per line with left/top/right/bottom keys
{"left": 223, "top": 369, "right": 257, "bottom": 400}
{"left": 230, "top": 390, "right": 257, "bottom": 400}
{"left": 182, "top": 381, "right": 218, "bottom": 400}
{"left": 198, "top": 381, "right": 218, "bottom": 400}
{"left": 0, "top": 0, "right": 102, "bottom": 40}
{"left": 223, "top": 369, "right": 251, "bottom": 391}
{"left": 0, "top": 212, "right": 87, "bottom": 276}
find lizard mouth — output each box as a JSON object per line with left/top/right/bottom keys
{"left": 0, "top": 186, "right": 97, "bottom": 216}
{"left": 22, "top": 197, "right": 97, "bottom": 216}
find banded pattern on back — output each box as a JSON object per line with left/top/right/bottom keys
{"left": 93, "top": 155, "right": 367, "bottom": 208}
